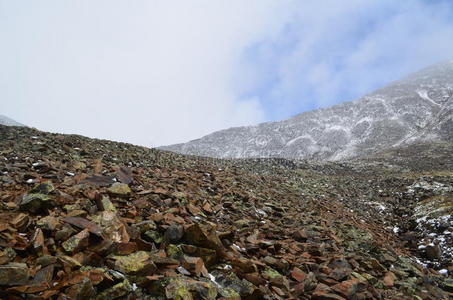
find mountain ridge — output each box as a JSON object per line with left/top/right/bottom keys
{"left": 161, "top": 61, "right": 453, "bottom": 160}
{"left": 0, "top": 114, "right": 25, "bottom": 127}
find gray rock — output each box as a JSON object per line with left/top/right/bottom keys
{"left": 30, "top": 182, "right": 55, "bottom": 194}
{"left": 425, "top": 244, "right": 442, "bottom": 260}
{"left": 19, "top": 193, "right": 55, "bottom": 213}
{"left": 164, "top": 224, "right": 184, "bottom": 244}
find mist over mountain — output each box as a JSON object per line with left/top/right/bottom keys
{"left": 162, "top": 61, "right": 453, "bottom": 160}
{"left": 0, "top": 115, "right": 24, "bottom": 127}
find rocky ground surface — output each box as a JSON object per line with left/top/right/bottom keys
{"left": 0, "top": 125, "right": 452, "bottom": 299}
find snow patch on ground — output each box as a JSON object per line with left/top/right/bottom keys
{"left": 417, "top": 90, "right": 440, "bottom": 106}
{"left": 365, "top": 201, "right": 387, "bottom": 212}
{"left": 285, "top": 135, "right": 315, "bottom": 147}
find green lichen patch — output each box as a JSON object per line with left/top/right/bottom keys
{"left": 109, "top": 251, "right": 157, "bottom": 275}
{"left": 19, "top": 193, "right": 55, "bottom": 213}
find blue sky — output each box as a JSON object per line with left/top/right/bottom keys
{"left": 238, "top": 0, "right": 453, "bottom": 121}
{"left": 1, "top": 1, "right": 453, "bottom": 146}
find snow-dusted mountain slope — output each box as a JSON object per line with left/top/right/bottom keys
{"left": 161, "top": 61, "right": 453, "bottom": 160}
{"left": 0, "top": 115, "right": 24, "bottom": 127}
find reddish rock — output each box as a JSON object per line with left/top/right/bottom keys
{"left": 311, "top": 292, "right": 347, "bottom": 300}
{"left": 291, "top": 267, "right": 307, "bottom": 282}
{"left": 383, "top": 271, "right": 396, "bottom": 288}
{"left": 331, "top": 278, "right": 366, "bottom": 298}
{"left": 184, "top": 223, "right": 224, "bottom": 251}
{"left": 312, "top": 283, "right": 346, "bottom": 300}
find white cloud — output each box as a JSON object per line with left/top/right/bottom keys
{"left": 239, "top": 0, "right": 453, "bottom": 118}
{"left": 0, "top": 0, "right": 288, "bottom": 146}
{"left": 1, "top": 0, "right": 453, "bottom": 146}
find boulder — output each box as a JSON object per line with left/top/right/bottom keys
{"left": 0, "top": 263, "right": 29, "bottom": 286}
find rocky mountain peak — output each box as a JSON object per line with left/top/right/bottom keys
{"left": 161, "top": 61, "right": 453, "bottom": 160}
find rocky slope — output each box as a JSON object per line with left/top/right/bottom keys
{"left": 161, "top": 61, "right": 453, "bottom": 160}
{"left": 0, "top": 115, "right": 24, "bottom": 127}
{"left": 0, "top": 125, "right": 452, "bottom": 299}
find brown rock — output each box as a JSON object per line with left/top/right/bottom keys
{"left": 381, "top": 253, "right": 396, "bottom": 263}
{"left": 329, "top": 268, "right": 351, "bottom": 281}
{"left": 230, "top": 257, "right": 258, "bottom": 274}
{"left": 115, "top": 166, "right": 133, "bottom": 184}
{"left": 291, "top": 267, "right": 307, "bottom": 282}
{"left": 182, "top": 256, "right": 208, "bottom": 277}
{"left": 271, "top": 285, "right": 286, "bottom": 297}
{"left": 81, "top": 175, "right": 115, "bottom": 186}
{"left": 115, "top": 242, "right": 138, "bottom": 255}
{"left": 311, "top": 292, "right": 347, "bottom": 300}
{"left": 36, "top": 215, "right": 59, "bottom": 231}
{"left": 311, "top": 283, "right": 347, "bottom": 300}
{"left": 301, "top": 271, "right": 318, "bottom": 292}
{"left": 63, "top": 217, "right": 102, "bottom": 236}
{"left": 179, "top": 244, "right": 218, "bottom": 267}
{"left": 36, "top": 255, "right": 57, "bottom": 267}
{"left": 0, "top": 263, "right": 30, "bottom": 286}
{"left": 243, "top": 272, "right": 266, "bottom": 286}
{"left": 93, "top": 211, "right": 130, "bottom": 243}
{"left": 426, "top": 244, "right": 442, "bottom": 260}
{"left": 57, "top": 255, "right": 82, "bottom": 269}
{"left": 64, "top": 277, "right": 96, "bottom": 300}
{"left": 10, "top": 213, "right": 30, "bottom": 231}
{"left": 184, "top": 223, "right": 224, "bottom": 251}
{"left": 383, "top": 271, "right": 396, "bottom": 287}
{"left": 292, "top": 229, "right": 308, "bottom": 241}
{"left": 31, "top": 228, "right": 46, "bottom": 254}
{"left": 62, "top": 229, "right": 90, "bottom": 254}
{"left": 32, "top": 264, "right": 54, "bottom": 284}
{"left": 363, "top": 258, "right": 387, "bottom": 274}
{"left": 331, "top": 279, "right": 366, "bottom": 298}
{"left": 313, "top": 283, "right": 331, "bottom": 293}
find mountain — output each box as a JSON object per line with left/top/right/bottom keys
{"left": 161, "top": 61, "right": 453, "bottom": 160}
{"left": 1, "top": 124, "right": 452, "bottom": 299}
{"left": 0, "top": 114, "right": 24, "bottom": 127}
